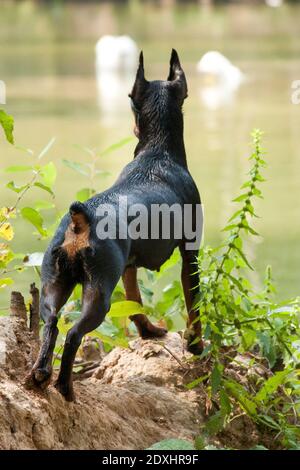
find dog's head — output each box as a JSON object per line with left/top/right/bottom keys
{"left": 129, "top": 49, "right": 187, "bottom": 139}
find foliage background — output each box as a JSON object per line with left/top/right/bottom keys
{"left": 1, "top": 0, "right": 300, "bottom": 302}
{"left": 0, "top": 0, "right": 300, "bottom": 450}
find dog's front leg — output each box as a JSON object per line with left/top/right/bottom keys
{"left": 180, "top": 247, "right": 203, "bottom": 355}
{"left": 54, "top": 282, "right": 109, "bottom": 402}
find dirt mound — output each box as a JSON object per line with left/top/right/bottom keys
{"left": 0, "top": 307, "right": 202, "bottom": 450}
{"left": 0, "top": 291, "right": 272, "bottom": 450}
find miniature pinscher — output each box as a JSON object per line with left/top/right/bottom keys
{"left": 30, "top": 50, "right": 203, "bottom": 401}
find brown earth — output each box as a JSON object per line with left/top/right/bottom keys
{"left": 0, "top": 293, "right": 275, "bottom": 450}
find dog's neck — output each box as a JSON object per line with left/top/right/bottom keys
{"left": 134, "top": 107, "right": 187, "bottom": 166}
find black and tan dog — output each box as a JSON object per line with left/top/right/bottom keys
{"left": 30, "top": 50, "right": 203, "bottom": 401}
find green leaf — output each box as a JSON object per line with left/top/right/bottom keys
{"left": 198, "top": 343, "right": 212, "bottom": 360}
{"left": 34, "top": 182, "right": 54, "bottom": 196}
{"left": 242, "top": 222, "right": 259, "bottom": 236}
{"left": 0, "top": 277, "right": 14, "bottom": 288}
{"left": 211, "top": 363, "right": 222, "bottom": 395}
{"left": 41, "top": 162, "right": 56, "bottom": 188}
{"left": 76, "top": 187, "right": 96, "bottom": 202}
{"left": 138, "top": 279, "right": 154, "bottom": 303}
{"left": 147, "top": 439, "right": 195, "bottom": 450}
{"left": 73, "top": 144, "right": 95, "bottom": 157}
{"left": 255, "top": 174, "right": 266, "bottom": 182}
{"left": 98, "top": 320, "right": 119, "bottom": 337}
{"left": 188, "top": 335, "right": 201, "bottom": 346}
{"left": 194, "top": 435, "right": 206, "bottom": 450}
{"left": 257, "top": 415, "right": 281, "bottom": 431}
{"left": 232, "top": 193, "right": 249, "bottom": 203}
{"left": 225, "top": 380, "right": 257, "bottom": 416}
{"left": 227, "top": 274, "right": 244, "bottom": 291}
{"left": 37, "top": 136, "right": 56, "bottom": 160}
{"left": 205, "top": 411, "right": 224, "bottom": 435}
{"left": 155, "top": 248, "right": 181, "bottom": 278}
{"left": 14, "top": 145, "right": 34, "bottom": 155}
{"left": 257, "top": 331, "right": 270, "bottom": 354}
{"left": 234, "top": 236, "right": 243, "bottom": 249}
{"left": 6, "top": 181, "right": 29, "bottom": 193}
{"left": 222, "top": 224, "right": 237, "bottom": 232}
{"left": 110, "top": 285, "right": 126, "bottom": 303}
{"left": 223, "top": 258, "right": 234, "bottom": 273}
{"left": 220, "top": 389, "right": 232, "bottom": 416}
{"left": 57, "top": 315, "right": 78, "bottom": 336}
{"left": 89, "top": 328, "right": 128, "bottom": 348}
{"left": 107, "top": 300, "right": 144, "bottom": 318}
{"left": 186, "top": 374, "right": 209, "bottom": 390}
{"left": 0, "top": 109, "right": 14, "bottom": 144}
{"left": 255, "top": 370, "right": 290, "bottom": 403}
{"left": 62, "top": 159, "right": 89, "bottom": 176}
{"left": 252, "top": 188, "right": 263, "bottom": 198}
{"left": 5, "top": 165, "right": 33, "bottom": 172}
{"left": 94, "top": 169, "right": 111, "bottom": 178}
{"left": 34, "top": 200, "right": 55, "bottom": 211}
{"left": 233, "top": 245, "right": 254, "bottom": 270}
{"left": 228, "top": 209, "right": 243, "bottom": 222}
{"left": 99, "top": 137, "right": 133, "bottom": 157}
{"left": 240, "top": 180, "right": 252, "bottom": 189}
{"left": 21, "top": 207, "right": 47, "bottom": 237}
{"left": 241, "top": 328, "right": 257, "bottom": 349}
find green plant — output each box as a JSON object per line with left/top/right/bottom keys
{"left": 189, "top": 130, "right": 300, "bottom": 449}
{"left": 62, "top": 138, "right": 133, "bottom": 203}
{"left": 0, "top": 109, "right": 14, "bottom": 144}
{"left": 0, "top": 135, "right": 58, "bottom": 292}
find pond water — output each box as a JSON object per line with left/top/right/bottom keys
{"left": 0, "top": 1, "right": 300, "bottom": 308}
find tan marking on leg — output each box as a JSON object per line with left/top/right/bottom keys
{"left": 122, "top": 266, "right": 167, "bottom": 339}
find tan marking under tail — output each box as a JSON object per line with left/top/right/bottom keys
{"left": 61, "top": 210, "right": 90, "bottom": 259}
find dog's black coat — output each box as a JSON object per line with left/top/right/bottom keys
{"left": 32, "top": 50, "right": 202, "bottom": 401}
{"left": 43, "top": 150, "right": 200, "bottom": 290}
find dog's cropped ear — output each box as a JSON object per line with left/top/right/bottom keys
{"left": 168, "top": 49, "right": 188, "bottom": 100}
{"left": 129, "top": 51, "right": 148, "bottom": 106}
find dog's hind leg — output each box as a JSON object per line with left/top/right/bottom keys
{"left": 30, "top": 279, "right": 75, "bottom": 388}
{"left": 122, "top": 266, "right": 167, "bottom": 339}
{"left": 54, "top": 282, "right": 109, "bottom": 401}
{"left": 180, "top": 246, "right": 203, "bottom": 355}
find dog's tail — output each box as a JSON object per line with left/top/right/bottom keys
{"left": 69, "top": 201, "right": 92, "bottom": 233}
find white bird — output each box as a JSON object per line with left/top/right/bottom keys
{"left": 95, "top": 35, "right": 138, "bottom": 73}
{"left": 95, "top": 35, "right": 138, "bottom": 125}
{"left": 197, "top": 51, "right": 243, "bottom": 89}
{"left": 265, "top": 0, "right": 283, "bottom": 7}
{"left": 196, "top": 51, "right": 243, "bottom": 110}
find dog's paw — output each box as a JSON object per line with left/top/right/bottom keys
{"left": 25, "top": 367, "right": 52, "bottom": 390}
{"left": 33, "top": 367, "right": 52, "bottom": 384}
{"left": 140, "top": 324, "right": 168, "bottom": 339}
